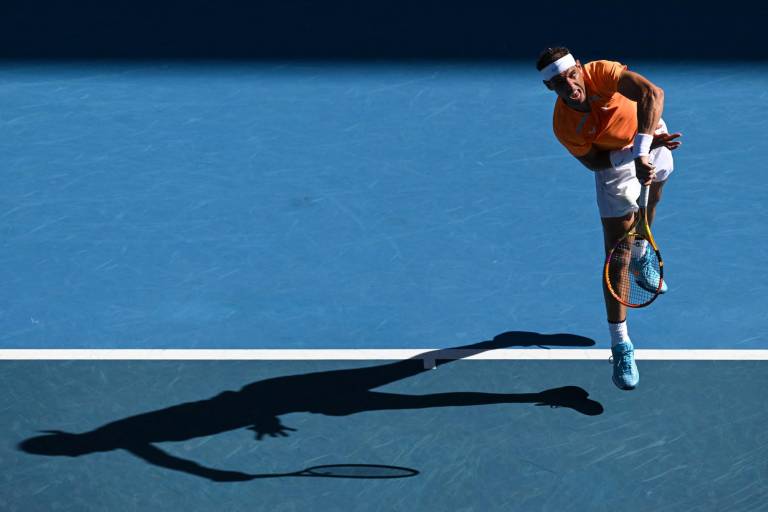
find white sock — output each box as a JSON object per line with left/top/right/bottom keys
{"left": 631, "top": 239, "right": 648, "bottom": 260}
{"left": 609, "top": 320, "right": 631, "bottom": 347}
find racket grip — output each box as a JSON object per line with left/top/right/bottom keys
{"left": 638, "top": 185, "right": 650, "bottom": 209}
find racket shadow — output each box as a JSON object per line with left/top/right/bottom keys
{"left": 250, "top": 464, "right": 420, "bottom": 480}
{"left": 18, "top": 331, "right": 602, "bottom": 482}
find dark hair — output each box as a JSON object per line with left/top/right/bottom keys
{"left": 536, "top": 46, "right": 571, "bottom": 71}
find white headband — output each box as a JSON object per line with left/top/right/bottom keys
{"left": 540, "top": 54, "right": 576, "bottom": 81}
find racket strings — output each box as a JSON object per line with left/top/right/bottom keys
{"left": 606, "top": 235, "right": 662, "bottom": 307}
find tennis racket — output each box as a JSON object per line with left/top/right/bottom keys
{"left": 603, "top": 185, "right": 664, "bottom": 308}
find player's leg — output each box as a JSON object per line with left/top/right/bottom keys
{"left": 352, "top": 389, "right": 602, "bottom": 416}
{"left": 646, "top": 179, "right": 666, "bottom": 227}
{"left": 601, "top": 214, "right": 634, "bottom": 324}
{"left": 596, "top": 167, "right": 641, "bottom": 390}
{"left": 596, "top": 165, "right": 640, "bottom": 325}
{"left": 600, "top": 214, "right": 640, "bottom": 390}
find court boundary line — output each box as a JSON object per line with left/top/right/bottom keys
{"left": 1, "top": 349, "right": 768, "bottom": 360}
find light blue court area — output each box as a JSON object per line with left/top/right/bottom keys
{"left": 1, "top": 61, "right": 767, "bottom": 350}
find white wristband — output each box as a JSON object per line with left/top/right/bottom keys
{"left": 609, "top": 148, "right": 634, "bottom": 168}
{"left": 632, "top": 133, "right": 653, "bottom": 158}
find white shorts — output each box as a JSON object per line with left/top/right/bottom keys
{"left": 594, "top": 119, "right": 674, "bottom": 218}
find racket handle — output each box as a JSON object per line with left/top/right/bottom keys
{"left": 638, "top": 185, "right": 650, "bottom": 209}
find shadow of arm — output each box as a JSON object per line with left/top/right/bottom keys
{"left": 124, "top": 443, "right": 254, "bottom": 482}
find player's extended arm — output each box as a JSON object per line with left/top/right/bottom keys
{"left": 124, "top": 443, "right": 254, "bottom": 481}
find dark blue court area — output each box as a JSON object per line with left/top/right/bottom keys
{"left": 3, "top": 352, "right": 768, "bottom": 511}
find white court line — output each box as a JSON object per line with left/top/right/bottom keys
{"left": 1, "top": 349, "right": 767, "bottom": 360}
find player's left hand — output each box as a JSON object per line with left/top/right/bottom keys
{"left": 651, "top": 131, "right": 682, "bottom": 151}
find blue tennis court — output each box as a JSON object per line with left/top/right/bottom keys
{"left": 1, "top": 54, "right": 767, "bottom": 512}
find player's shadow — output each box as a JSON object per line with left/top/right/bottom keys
{"left": 18, "top": 331, "right": 603, "bottom": 482}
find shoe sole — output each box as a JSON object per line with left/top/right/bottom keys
{"left": 612, "top": 375, "right": 637, "bottom": 391}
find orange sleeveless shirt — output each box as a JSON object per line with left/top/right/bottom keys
{"left": 552, "top": 60, "right": 637, "bottom": 157}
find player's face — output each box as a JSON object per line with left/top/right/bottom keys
{"left": 546, "top": 64, "right": 586, "bottom": 107}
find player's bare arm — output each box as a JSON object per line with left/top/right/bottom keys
{"left": 573, "top": 69, "right": 681, "bottom": 175}
{"left": 617, "top": 70, "right": 664, "bottom": 135}
{"left": 618, "top": 70, "right": 665, "bottom": 185}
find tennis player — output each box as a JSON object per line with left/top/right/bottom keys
{"left": 536, "top": 47, "right": 682, "bottom": 390}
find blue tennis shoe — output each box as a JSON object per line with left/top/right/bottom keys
{"left": 631, "top": 246, "right": 667, "bottom": 294}
{"left": 610, "top": 341, "right": 639, "bottom": 390}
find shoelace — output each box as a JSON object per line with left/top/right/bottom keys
{"left": 608, "top": 352, "right": 634, "bottom": 372}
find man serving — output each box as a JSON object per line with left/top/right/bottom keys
{"left": 536, "top": 47, "right": 682, "bottom": 390}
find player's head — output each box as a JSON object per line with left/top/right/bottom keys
{"left": 536, "top": 46, "right": 587, "bottom": 108}
{"left": 18, "top": 430, "right": 94, "bottom": 457}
